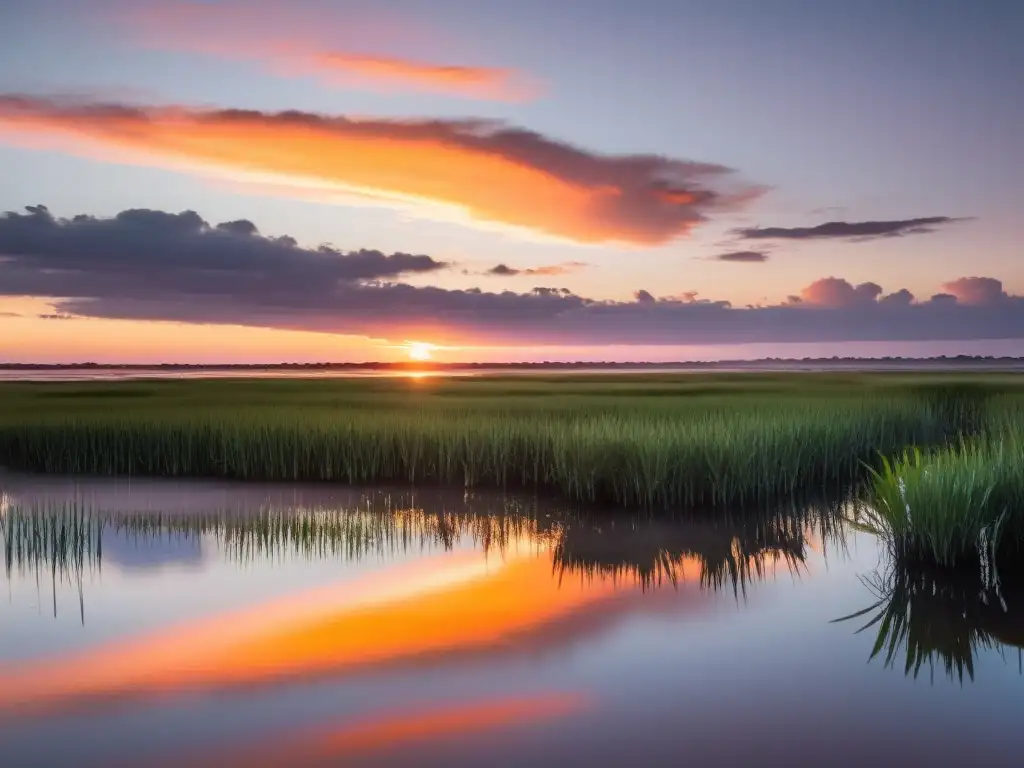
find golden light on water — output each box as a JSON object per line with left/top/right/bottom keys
{"left": 0, "top": 546, "right": 638, "bottom": 716}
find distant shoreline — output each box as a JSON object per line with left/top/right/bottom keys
{"left": 2, "top": 356, "right": 1024, "bottom": 373}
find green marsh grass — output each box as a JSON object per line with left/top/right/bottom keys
{"left": 860, "top": 428, "right": 1024, "bottom": 569}
{"left": 3, "top": 374, "right": 1024, "bottom": 563}
{"left": 0, "top": 374, "right": 996, "bottom": 508}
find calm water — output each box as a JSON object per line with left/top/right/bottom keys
{"left": 1, "top": 472, "right": 1022, "bottom": 767}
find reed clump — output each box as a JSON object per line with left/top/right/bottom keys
{"left": 859, "top": 426, "right": 1024, "bottom": 569}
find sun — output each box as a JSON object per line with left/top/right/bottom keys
{"left": 406, "top": 342, "right": 434, "bottom": 361}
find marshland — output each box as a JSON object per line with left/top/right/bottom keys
{"left": 1, "top": 371, "right": 1023, "bottom": 567}
{"left": 3, "top": 372, "right": 1024, "bottom": 764}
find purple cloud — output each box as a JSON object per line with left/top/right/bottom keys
{"left": 2, "top": 205, "right": 1022, "bottom": 346}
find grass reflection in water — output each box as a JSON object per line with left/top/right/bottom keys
{"left": 835, "top": 559, "right": 1024, "bottom": 683}
{"left": 1, "top": 490, "right": 845, "bottom": 601}
{"left": 0, "top": 491, "right": 844, "bottom": 718}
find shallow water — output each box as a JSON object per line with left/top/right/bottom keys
{"left": 1, "top": 472, "right": 1022, "bottom": 767}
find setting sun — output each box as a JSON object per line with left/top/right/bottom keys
{"left": 406, "top": 342, "right": 434, "bottom": 361}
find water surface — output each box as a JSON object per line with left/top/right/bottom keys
{"left": 1, "top": 472, "right": 1022, "bottom": 766}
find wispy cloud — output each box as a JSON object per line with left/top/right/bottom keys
{"left": 736, "top": 217, "right": 962, "bottom": 241}
{"left": 487, "top": 261, "right": 587, "bottom": 277}
{"left": 116, "top": 0, "right": 534, "bottom": 101}
{"left": 308, "top": 53, "right": 530, "bottom": 100}
{"left": 711, "top": 250, "right": 768, "bottom": 263}
{"left": 0, "top": 97, "right": 762, "bottom": 246}
{"left": 3, "top": 206, "right": 1022, "bottom": 347}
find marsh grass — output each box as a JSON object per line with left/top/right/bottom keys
{"left": 860, "top": 430, "right": 1024, "bottom": 568}
{"left": 2, "top": 375, "right": 1023, "bottom": 560}
{"left": 0, "top": 406, "right": 929, "bottom": 506}
{"left": 0, "top": 375, "right": 973, "bottom": 507}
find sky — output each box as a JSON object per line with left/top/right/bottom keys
{"left": 0, "top": 0, "right": 1022, "bottom": 363}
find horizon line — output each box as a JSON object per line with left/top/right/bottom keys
{"left": 2, "top": 355, "right": 1023, "bottom": 370}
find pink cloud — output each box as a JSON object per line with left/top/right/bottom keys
{"left": 941, "top": 276, "right": 1008, "bottom": 306}
{"left": 799, "top": 278, "right": 883, "bottom": 307}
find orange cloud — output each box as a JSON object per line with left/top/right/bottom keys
{"left": 116, "top": 0, "right": 532, "bottom": 100}
{"left": 0, "top": 97, "right": 759, "bottom": 245}
{"left": 524, "top": 261, "right": 588, "bottom": 276}
{"left": 306, "top": 52, "right": 528, "bottom": 100}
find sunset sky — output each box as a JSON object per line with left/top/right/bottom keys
{"left": 1, "top": 0, "right": 1022, "bottom": 362}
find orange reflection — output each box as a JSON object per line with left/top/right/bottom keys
{"left": 0, "top": 546, "right": 642, "bottom": 717}
{"left": 195, "top": 693, "right": 589, "bottom": 768}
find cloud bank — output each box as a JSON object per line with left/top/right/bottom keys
{"left": 736, "top": 217, "right": 960, "bottom": 241}
{"left": 0, "top": 96, "right": 761, "bottom": 246}
{"left": 0, "top": 205, "right": 446, "bottom": 296}
{"left": 2, "top": 206, "right": 1022, "bottom": 346}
